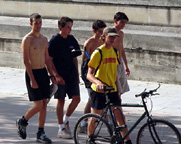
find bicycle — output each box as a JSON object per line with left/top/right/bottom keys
{"left": 74, "top": 84, "right": 181, "bottom": 144}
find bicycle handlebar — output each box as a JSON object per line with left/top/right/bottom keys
{"left": 104, "top": 86, "right": 115, "bottom": 92}
{"left": 135, "top": 84, "right": 160, "bottom": 98}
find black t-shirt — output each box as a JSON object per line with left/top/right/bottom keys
{"left": 48, "top": 33, "right": 81, "bottom": 82}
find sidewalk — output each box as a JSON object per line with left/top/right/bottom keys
{"left": 0, "top": 66, "right": 181, "bottom": 143}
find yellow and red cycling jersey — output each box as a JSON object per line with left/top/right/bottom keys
{"left": 88, "top": 45, "right": 119, "bottom": 92}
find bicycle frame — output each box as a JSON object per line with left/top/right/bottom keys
{"left": 74, "top": 85, "right": 181, "bottom": 144}
{"left": 103, "top": 102, "right": 146, "bottom": 141}
{"left": 102, "top": 91, "right": 159, "bottom": 143}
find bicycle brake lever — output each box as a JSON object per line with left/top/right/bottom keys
{"left": 152, "top": 93, "right": 160, "bottom": 96}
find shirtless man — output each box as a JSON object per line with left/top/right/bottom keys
{"left": 113, "top": 12, "right": 130, "bottom": 78}
{"left": 82, "top": 20, "right": 106, "bottom": 61}
{"left": 16, "top": 13, "right": 63, "bottom": 144}
{"left": 113, "top": 12, "right": 132, "bottom": 144}
{"left": 80, "top": 20, "right": 106, "bottom": 131}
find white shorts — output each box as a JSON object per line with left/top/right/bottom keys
{"left": 117, "top": 59, "right": 130, "bottom": 94}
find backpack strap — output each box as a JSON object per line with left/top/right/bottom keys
{"left": 94, "top": 48, "right": 102, "bottom": 75}
{"left": 84, "top": 47, "right": 90, "bottom": 59}
{"left": 113, "top": 48, "right": 120, "bottom": 64}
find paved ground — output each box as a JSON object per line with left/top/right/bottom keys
{"left": 0, "top": 66, "right": 181, "bottom": 144}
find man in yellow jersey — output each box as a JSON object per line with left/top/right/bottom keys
{"left": 87, "top": 27, "right": 132, "bottom": 144}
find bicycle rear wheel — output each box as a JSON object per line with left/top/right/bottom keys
{"left": 74, "top": 113, "right": 113, "bottom": 144}
{"left": 137, "top": 119, "right": 181, "bottom": 144}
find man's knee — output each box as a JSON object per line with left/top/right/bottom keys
{"left": 72, "top": 96, "right": 80, "bottom": 104}
{"left": 34, "top": 103, "right": 43, "bottom": 112}
{"left": 57, "top": 99, "right": 65, "bottom": 107}
{"left": 34, "top": 99, "right": 47, "bottom": 111}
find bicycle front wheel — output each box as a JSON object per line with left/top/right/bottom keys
{"left": 137, "top": 119, "right": 181, "bottom": 144}
{"left": 74, "top": 113, "right": 113, "bottom": 144}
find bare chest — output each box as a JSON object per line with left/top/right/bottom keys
{"left": 29, "top": 39, "right": 45, "bottom": 56}
{"left": 90, "top": 41, "right": 103, "bottom": 55}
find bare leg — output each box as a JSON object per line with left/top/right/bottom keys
{"left": 113, "top": 106, "right": 131, "bottom": 142}
{"left": 57, "top": 99, "right": 65, "bottom": 124}
{"left": 84, "top": 98, "right": 91, "bottom": 114}
{"left": 24, "top": 100, "right": 44, "bottom": 121}
{"left": 84, "top": 88, "right": 92, "bottom": 114}
{"left": 66, "top": 96, "right": 80, "bottom": 117}
{"left": 38, "top": 99, "right": 47, "bottom": 128}
{"left": 88, "top": 108, "right": 103, "bottom": 135}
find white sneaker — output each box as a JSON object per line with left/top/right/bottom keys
{"left": 57, "top": 128, "right": 72, "bottom": 139}
{"left": 64, "top": 121, "right": 71, "bottom": 134}
{"left": 47, "top": 84, "right": 58, "bottom": 104}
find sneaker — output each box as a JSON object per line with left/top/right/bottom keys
{"left": 16, "top": 118, "right": 28, "bottom": 139}
{"left": 64, "top": 121, "right": 71, "bottom": 134}
{"left": 79, "top": 123, "right": 87, "bottom": 133}
{"left": 86, "top": 139, "right": 97, "bottom": 144}
{"left": 124, "top": 140, "right": 132, "bottom": 144}
{"left": 37, "top": 133, "right": 52, "bottom": 144}
{"left": 57, "top": 128, "right": 72, "bottom": 139}
{"left": 47, "top": 84, "right": 58, "bottom": 104}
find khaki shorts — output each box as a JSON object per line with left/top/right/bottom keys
{"left": 117, "top": 60, "right": 130, "bottom": 94}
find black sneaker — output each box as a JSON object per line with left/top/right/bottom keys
{"left": 124, "top": 140, "right": 132, "bottom": 144}
{"left": 86, "top": 140, "right": 97, "bottom": 144}
{"left": 16, "top": 118, "right": 28, "bottom": 139}
{"left": 37, "top": 133, "right": 52, "bottom": 144}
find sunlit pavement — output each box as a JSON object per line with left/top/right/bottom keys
{"left": 0, "top": 67, "right": 181, "bottom": 143}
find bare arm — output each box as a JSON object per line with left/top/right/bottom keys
{"left": 119, "top": 32, "right": 130, "bottom": 76}
{"left": 44, "top": 38, "right": 65, "bottom": 85}
{"left": 82, "top": 40, "right": 92, "bottom": 61}
{"left": 73, "top": 57, "right": 80, "bottom": 83}
{"left": 87, "top": 67, "right": 105, "bottom": 92}
{"left": 82, "top": 46, "right": 87, "bottom": 61}
{"left": 22, "top": 37, "right": 38, "bottom": 88}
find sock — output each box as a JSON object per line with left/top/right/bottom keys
{"left": 63, "top": 115, "right": 69, "bottom": 124}
{"left": 38, "top": 127, "right": 45, "bottom": 134}
{"left": 21, "top": 116, "right": 28, "bottom": 125}
{"left": 59, "top": 124, "right": 65, "bottom": 130}
{"left": 22, "top": 116, "right": 28, "bottom": 123}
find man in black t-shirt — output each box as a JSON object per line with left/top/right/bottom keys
{"left": 48, "top": 17, "right": 81, "bottom": 139}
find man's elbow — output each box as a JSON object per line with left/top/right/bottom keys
{"left": 23, "top": 59, "right": 30, "bottom": 66}
{"left": 86, "top": 71, "right": 91, "bottom": 81}
{"left": 45, "top": 57, "right": 52, "bottom": 65}
{"left": 87, "top": 71, "right": 94, "bottom": 82}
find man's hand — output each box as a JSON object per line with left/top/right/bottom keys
{"left": 50, "top": 76, "right": 57, "bottom": 85}
{"left": 55, "top": 75, "right": 65, "bottom": 85}
{"left": 96, "top": 82, "right": 106, "bottom": 92}
{"left": 125, "top": 67, "right": 130, "bottom": 76}
{"left": 31, "top": 80, "right": 38, "bottom": 89}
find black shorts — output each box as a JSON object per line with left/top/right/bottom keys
{"left": 54, "top": 81, "right": 80, "bottom": 99}
{"left": 90, "top": 90, "right": 121, "bottom": 110}
{"left": 25, "top": 68, "right": 50, "bottom": 101}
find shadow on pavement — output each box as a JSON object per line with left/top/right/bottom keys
{"left": 0, "top": 93, "right": 180, "bottom": 144}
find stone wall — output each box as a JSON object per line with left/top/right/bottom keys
{"left": 1, "top": 0, "right": 181, "bottom": 27}
{"left": 0, "top": 0, "right": 181, "bottom": 84}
